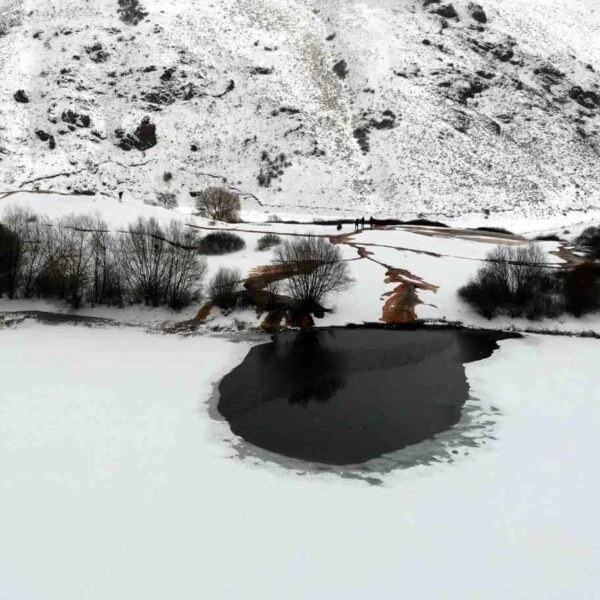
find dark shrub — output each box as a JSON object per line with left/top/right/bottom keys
{"left": 575, "top": 226, "right": 600, "bottom": 259}
{"left": 207, "top": 267, "right": 242, "bottom": 309}
{"left": 458, "top": 274, "right": 501, "bottom": 319}
{"left": 458, "top": 244, "right": 559, "bottom": 319}
{"left": 535, "top": 234, "right": 563, "bottom": 242}
{"left": 256, "top": 233, "right": 281, "bottom": 251}
{"left": 198, "top": 231, "right": 245, "bottom": 255}
{"left": 475, "top": 226, "right": 515, "bottom": 235}
{"left": 562, "top": 262, "right": 600, "bottom": 317}
{"left": 404, "top": 219, "right": 449, "bottom": 228}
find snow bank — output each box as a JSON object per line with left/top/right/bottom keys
{"left": 0, "top": 325, "right": 599, "bottom": 599}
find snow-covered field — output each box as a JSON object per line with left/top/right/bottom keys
{"left": 2, "top": 189, "right": 600, "bottom": 335}
{"left": 1, "top": 323, "right": 599, "bottom": 599}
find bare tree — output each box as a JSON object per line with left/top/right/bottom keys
{"left": 459, "top": 243, "right": 558, "bottom": 319}
{"left": 485, "top": 244, "right": 549, "bottom": 306}
{"left": 57, "top": 215, "right": 96, "bottom": 308}
{"left": 89, "top": 216, "right": 125, "bottom": 306}
{"left": 3, "top": 207, "right": 46, "bottom": 298}
{"left": 163, "top": 221, "right": 206, "bottom": 309}
{"left": 153, "top": 192, "right": 178, "bottom": 210}
{"left": 195, "top": 187, "right": 241, "bottom": 222}
{"left": 119, "top": 217, "right": 169, "bottom": 306}
{"left": 273, "top": 236, "right": 350, "bottom": 310}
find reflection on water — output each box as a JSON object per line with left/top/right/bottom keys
{"left": 275, "top": 330, "right": 346, "bottom": 405}
{"left": 218, "top": 328, "right": 513, "bottom": 465}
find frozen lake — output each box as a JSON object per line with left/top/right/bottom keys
{"left": 218, "top": 327, "right": 515, "bottom": 464}
{"left": 1, "top": 322, "right": 599, "bottom": 599}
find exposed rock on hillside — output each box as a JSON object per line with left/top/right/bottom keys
{"left": 0, "top": 0, "right": 599, "bottom": 221}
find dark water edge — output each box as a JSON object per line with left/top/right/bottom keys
{"left": 218, "top": 327, "right": 519, "bottom": 466}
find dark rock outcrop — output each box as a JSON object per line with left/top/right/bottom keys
{"left": 469, "top": 3, "right": 487, "bottom": 24}
{"left": 569, "top": 86, "right": 600, "bottom": 110}
{"left": 115, "top": 116, "right": 157, "bottom": 151}
{"left": 35, "top": 129, "right": 56, "bottom": 150}
{"left": 85, "top": 43, "right": 110, "bottom": 63}
{"left": 354, "top": 110, "right": 398, "bottom": 154}
{"left": 61, "top": 109, "right": 91, "bottom": 128}
{"left": 456, "top": 78, "right": 487, "bottom": 104}
{"left": 14, "top": 90, "right": 30, "bottom": 103}
{"left": 433, "top": 4, "right": 458, "bottom": 19}
{"left": 333, "top": 59, "right": 348, "bottom": 79}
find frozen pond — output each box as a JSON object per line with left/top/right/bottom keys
{"left": 218, "top": 328, "right": 515, "bottom": 464}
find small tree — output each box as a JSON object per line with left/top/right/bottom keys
{"left": 195, "top": 187, "right": 241, "bottom": 222}
{"left": 154, "top": 192, "right": 178, "bottom": 210}
{"left": 273, "top": 236, "right": 350, "bottom": 311}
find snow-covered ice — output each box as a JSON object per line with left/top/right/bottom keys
{"left": 1, "top": 323, "right": 599, "bottom": 599}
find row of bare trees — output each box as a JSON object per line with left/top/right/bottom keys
{"left": 458, "top": 244, "right": 600, "bottom": 319}
{"left": 0, "top": 209, "right": 206, "bottom": 309}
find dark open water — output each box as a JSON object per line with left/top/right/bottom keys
{"left": 218, "top": 328, "right": 516, "bottom": 465}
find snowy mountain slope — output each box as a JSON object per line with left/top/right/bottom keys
{"left": 0, "top": 0, "right": 599, "bottom": 220}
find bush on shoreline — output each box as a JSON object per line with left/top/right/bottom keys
{"left": 458, "top": 243, "right": 600, "bottom": 320}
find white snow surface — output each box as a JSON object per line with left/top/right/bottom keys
{"left": 0, "top": 0, "right": 599, "bottom": 221}
{"left": 0, "top": 323, "right": 599, "bottom": 599}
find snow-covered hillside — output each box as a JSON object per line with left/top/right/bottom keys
{"left": 0, "top": 0, "right": 599, "bottom": 220}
